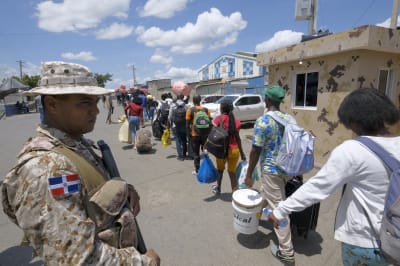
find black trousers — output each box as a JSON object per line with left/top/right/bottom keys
{"left": 191, "top": 135, "right": 208, "bottom": 172}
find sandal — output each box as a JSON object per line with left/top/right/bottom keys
{"left": 211, "top": 184, "right": 221, "bottom": 194}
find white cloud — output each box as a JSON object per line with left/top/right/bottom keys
{"left": 36, "top": 0, "right": 130, "bottom": 32}
{"left": 376, "top": 16, "right": 400, "bottom": 28}
{"left": 141, "top": 0, "right": 188, "bottom": 19}
{"left": 61, "top": 51, "right": 97, "bottom": 61}
{"left": 154, "top": 66, "right": 198, "bottom": 82}
{"left": 0, "top": 62, "right": 40, "bottom": 81}
{"left": 150, "top": 49, "right": 173, "bottom": 65}
{"left": 136, "top": 8, "right": 247, "bottom": 54}
{"left": 255, "top": 30, "right": 303, "bottom": 53}
{"left": 96, "top": 23, "right": 134, "bottom": 40}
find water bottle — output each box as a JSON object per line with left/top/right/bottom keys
{"left": 262, "top": 208, "right": 288, "bottom": 227}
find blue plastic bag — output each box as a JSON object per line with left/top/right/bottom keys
{"left": 236, "top": 160, "right": 259, "bottom": 189}
{"left": 197, "top": 155, "right": 219, "bottom": 184}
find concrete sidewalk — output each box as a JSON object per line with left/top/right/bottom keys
{"left": 0, "top": 103, "right": 342, "bottom": 266}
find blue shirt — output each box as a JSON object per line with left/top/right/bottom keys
{"left": 252, "top": 111, "right": 294, "bottom": 175}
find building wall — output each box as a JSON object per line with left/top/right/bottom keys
{"left": 267, "top": 50, "right": 400, "bottom": 166}
{"left": 199, "top": 54, "right": 261, "bottom": 81}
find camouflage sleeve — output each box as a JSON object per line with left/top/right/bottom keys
{"left": 2, "top": 151, "right": 156, "bottom": 266}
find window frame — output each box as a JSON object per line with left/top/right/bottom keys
{"left": 292, "top": 70, "right": 319, "bottom": 110}
{"left": 378, "top": 68, "right": 394, "bottom": 97}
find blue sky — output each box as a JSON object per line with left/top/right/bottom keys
{"left": 0, "top": 0, "right": 398, "bottom": 90}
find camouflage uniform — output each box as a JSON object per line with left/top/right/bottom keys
{"left": 2, "top": 125, "right": 157, "bottom": 266}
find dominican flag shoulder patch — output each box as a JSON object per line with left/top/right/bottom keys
{"left": 48, "top": 174, "right": 80, "bottom": 197}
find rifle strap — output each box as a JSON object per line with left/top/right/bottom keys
{"left": 52, "top": 145, "right": 107, "bottom": 196}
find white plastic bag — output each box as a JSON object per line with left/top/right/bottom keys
{"left": 236, "top": 161, "right": 259, "bottom": 189}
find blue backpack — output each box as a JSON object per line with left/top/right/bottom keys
{"left": 356, "top": 137, "right": 400, "bottom": 264}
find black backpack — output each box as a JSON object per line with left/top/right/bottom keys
{"left": 205, "top": 116, "right": 230, "bottom": 159}
{"left": 159, "top": 101, "right": 170, "bottom": 124}
{"left": 173, "top": 105, "right": 187, "bottom": 126}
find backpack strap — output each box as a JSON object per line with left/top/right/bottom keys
{"left": 356, "top": 137, "right": 400, "bottom": 172}
{"left": 52, "top": 145, "right": 107, "bottom": 196}
{"left": 266, "top": 111, "right": 288, "bottom": 127}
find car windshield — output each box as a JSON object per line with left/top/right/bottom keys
{"left": 216, "top": 95, "right": 238, "bottom": 103}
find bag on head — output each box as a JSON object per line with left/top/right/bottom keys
{"left": 267, "top": 111, "right": 315, "bottom": 176}
{"left": 192, "top": 107, "right": 211, "bottom": 136}
{"left": 173, "top": 104, "right": 187, "bottom": 126}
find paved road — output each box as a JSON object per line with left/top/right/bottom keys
{"left": 0, "top": 103, "right": 342, "bottom": 266}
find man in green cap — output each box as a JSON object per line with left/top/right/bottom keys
{"left": 244, "top": 85, "right": 297, "bottom": 264}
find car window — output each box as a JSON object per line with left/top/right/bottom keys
{"left": 236, "top": 96, "right": 261, "bottom": 106}
{"left": 217, "top": 95, "right": 238, "bottom": 103}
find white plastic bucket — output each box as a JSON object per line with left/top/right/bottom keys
{"left": 232, "top": 189, "right": 263, "bottom": 234}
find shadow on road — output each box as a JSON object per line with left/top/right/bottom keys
{"left": 0, "top": 246, "right": 43, "bottom": 266}
{"left": 203, "top": 192, "right": 232, "bottom": 202}
{"left": 236, "top": 229, "right": 272, "bottom": 250}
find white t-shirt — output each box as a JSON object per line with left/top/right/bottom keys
{"left": 273, "top": 136, "right": 400, "bottom": 248}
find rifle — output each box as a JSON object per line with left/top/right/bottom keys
{"left": 97, "top": 140, "right": 147, "bottom": 254}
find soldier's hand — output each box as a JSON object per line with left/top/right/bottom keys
{"left": 127, "top": 184, "right": 140, "bottom": 216}
{"left": 145, "top": 249, "right": 160, "bottom": 266}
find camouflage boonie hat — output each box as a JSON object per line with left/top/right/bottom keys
{"left": 24, "top": 61, "right": 110, "bottom": 96}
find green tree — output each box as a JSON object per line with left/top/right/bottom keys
{"left": 94, "top": 73, "right": 113, "bottom": 88}
{"left": 19, "top": 74, "right": 40, "bottom": 88}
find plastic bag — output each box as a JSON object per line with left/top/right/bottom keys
{"left": 236, "top": 160, "right": 259, "bottom": 189}
{"left": 197, "top": 155, "right": 219, "bottom": 184}
{"left": 161, "top": 128, "right": 171, "bottom": 147}
{"left": 118, "top": 119, "right": 132, "bottom": 144}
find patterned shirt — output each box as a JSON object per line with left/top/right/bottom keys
{"left": 2, "top": 125, "right": 156, "bottom": 265}
{"left": 252, "top": 111, "right": 295, "bottom": 175}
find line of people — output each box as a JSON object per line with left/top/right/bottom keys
{"left": 3, "top": 60, "right": 399, "bottom": 265}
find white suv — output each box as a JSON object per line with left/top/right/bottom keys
{"left": 202, "top": 94, "right": 265, "bottom": 123}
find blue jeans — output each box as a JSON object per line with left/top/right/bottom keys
{"left": 148, "top": 107, "right": 155, "bottom": 122}
{"left": 341, "top": 242, "right": 388, "bottom": 266}
{"left": 129, "top": 116, "right": 140, "bottom": 143}
{"left": 175, "top": 125, "right": 187, "bottom": 158}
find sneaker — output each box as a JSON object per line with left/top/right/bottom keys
{"left": 177, "top": 156, "right": 184, "bottom": 161}
{"left": 272, "top": 250, "right": 295, "bottom": 264}
{"left": 211, "top": 184, "right": 221, "bottom": 194}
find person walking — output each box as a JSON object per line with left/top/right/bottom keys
{"left": 262, "top": 88, "right": 400, "bottom": 266}
{"left": 186, "top": 95, "right": 211, "bottom": 175}
{"left": 147, "top": 95, "right": 157, "bottom": 124}
{"left": 211, "top": 100, "right": 246, "bottom": 194}
{"left": 125, "top": 96, "right": 145, "bottom": 148}
{"left": 244, "top": 85, "right": 296, "bottom": 264}
{"left": 105, "top": 94, "right": 114, "bottom": 124}
{"left": 168, "top": 94, "right": 187, "bottom": 161}
{"left": 1, "top": 61, "right": 160, "bottom": 265}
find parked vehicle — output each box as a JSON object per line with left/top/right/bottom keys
{"left": 200, "top": 94, "right": 224, "bottom": 105}
{"left": 202, "top": 94, "right": 265, "bottom": 123}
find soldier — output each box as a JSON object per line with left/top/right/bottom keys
{"left": 1, "top": 61, "right": 160, "bottom": 265}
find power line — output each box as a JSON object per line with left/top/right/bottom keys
{"left": 352, "top": 0, "right": 377, "bottom": 27}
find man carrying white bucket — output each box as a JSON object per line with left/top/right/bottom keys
{"left": 244, "top": 85, "right": 296, "bottom": 264}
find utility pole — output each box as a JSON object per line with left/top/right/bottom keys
{"left": 390, "top": 0, "right": 399, "bottom": 29}
{"left": 308, "top": 0, "right": 318, "bottom": 35}
{"left": 16, "top": 60, "right": 25, "bottom": 79}
{"left": 131, "top": 64, "right": 137, "bottom": 88}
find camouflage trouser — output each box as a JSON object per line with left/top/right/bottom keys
{"left": 341, "top": 242, "right": 388, "bottom": 266}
